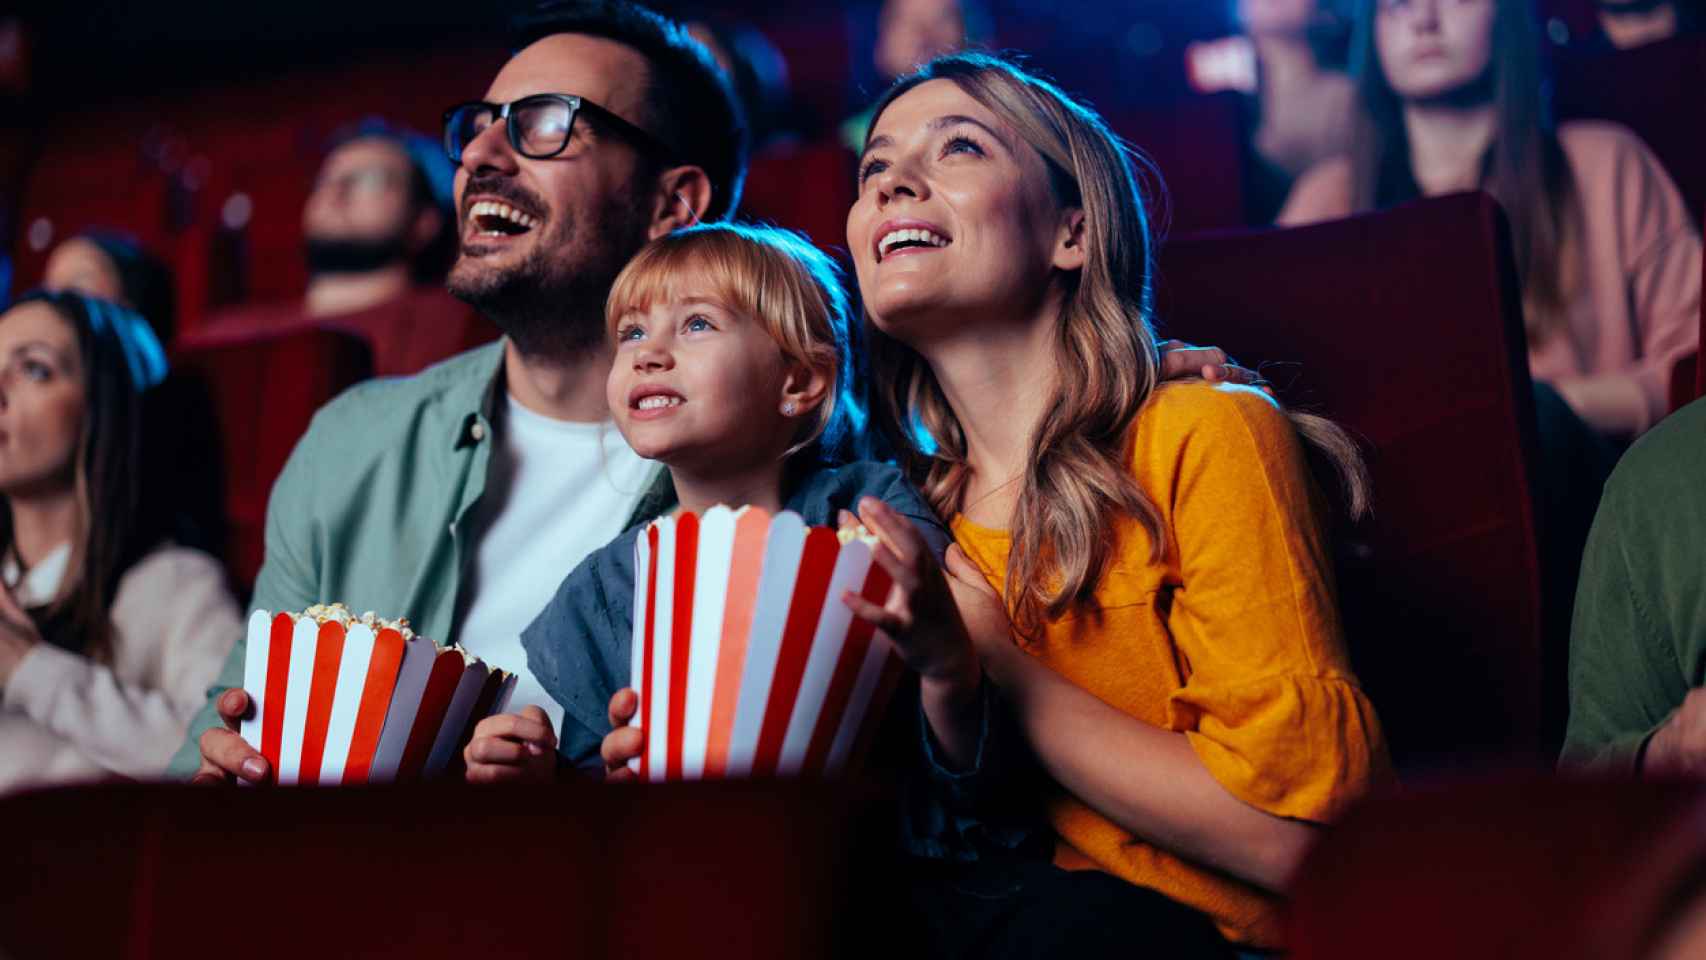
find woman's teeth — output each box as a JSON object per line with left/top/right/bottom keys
{"left": 468, "top": 200, "right": 540, "bottom": 235}
{"left": 878, "top": 227, "right": 950, "bottom": 259}
{"left": 637, "top": 395, "right": 684, "bottom": 410}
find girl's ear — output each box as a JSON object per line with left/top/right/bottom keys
{"left": 1052, "top": 207, "right": 1087, "bottom": 272}
{"left": 648, "top": 166, "right": 713, "bottom": 239}
{"left": 778, "top": 360, "right": 832, "bottom": 419}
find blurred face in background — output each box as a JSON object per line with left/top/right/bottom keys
{"left": 1375, "top": 0, "right": 1497, "bottom": 102}
{"left": 1240, "top": 0, "right": 1318, "bottom": 38}
{"left": 0, "top": 303, "right": 84, "bottom": 500}
{"left": 303, "top": 137, "right": 427, "bottom": 274}
{"left": 42, "top": 239, "right": 125, "bottom": 306}
{"left": 876, "top": 0, "right": 967, "bottom": 80}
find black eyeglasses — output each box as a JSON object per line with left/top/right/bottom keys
{"left": 442, "top": 93, "right": 677, "bottom": 165}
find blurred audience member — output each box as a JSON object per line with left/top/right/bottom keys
{"left": 0, "top": 291, "right": 239, "bottom": 795}
{"left": 43, "top": 232, "right": 175, "bottom": 345}
{"left": 841, "top": 0, "right": 989, "bottom": 150}
{"left": 1561, "top": 396, "right": 1706, "bottom": 776}
{"left": 202, "top": 120, "right": 494, "bottom": 376}
{"left": 1239, "top": 0, "right": 1357, "bottom": 222}
{"left": 1595, "top": 0, "right": 1702, "bottom": 49}
{"left": 687, "top": 18, "right": 799, "bottom": 150}
{"left": 1281, "top": 0, "right": 1702, "bottom": 442}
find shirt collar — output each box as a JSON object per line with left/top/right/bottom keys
{"left": 3, "top": 542, "right": 73, "bottom": 608}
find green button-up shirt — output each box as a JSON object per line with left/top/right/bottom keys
{"left": 166, "top": 340, "right": 673, "bottom": 775}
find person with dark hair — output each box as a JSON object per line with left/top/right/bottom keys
{"left": 686, "top": 18, "right": 799, "bottom": 150}
{"left": 1238, "top": 0, "right": 1358, "bottom": 222}
{"left": 1280, "top": 0, "right": 1701, "bottom": 442}
{"left": 199, "top": 119, "right": 496, "bottom": 376}
{"left": 841, "top": 0, "right": 991, "bottom": 151}
{"left": 0, "top": 291, "right": 240, "bottom": 794}
{"left": 42, "top": 232, "right": 176, "bottom": 346}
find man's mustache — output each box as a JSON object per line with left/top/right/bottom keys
{"left": 461, "top": 176, "right": 548, "bottom": 221}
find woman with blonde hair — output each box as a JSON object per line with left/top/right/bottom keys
{"left": 850, "top": 52, "right": 1387, "bottom": 952}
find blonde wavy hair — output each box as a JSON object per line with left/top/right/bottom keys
{"left": 863, "top": 53, "right": 1370, "bottom": 638}
{"left": 606, "top": 222, "right": 863, "bottom": 458}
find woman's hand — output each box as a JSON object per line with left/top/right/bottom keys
{"left": 840, "top": 498, "right": 984, "bottom": 768}
{"left": 600, "top": 688, "right": 645, "bottom": 782}
{"left": 463, "top": 705, "right": 558, "bottom": 784}
{"left": 840, "top": 497, "right": 979, "bottom": 687}
{"left": 0, "top": 583, "right": 41, "bottom": 686}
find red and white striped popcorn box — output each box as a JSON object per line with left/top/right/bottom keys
{"left": 629, "top": 506, "right": 905, "bottom": 782}
{"left": 239, "top": 606, "right": 516, "bottom": 785}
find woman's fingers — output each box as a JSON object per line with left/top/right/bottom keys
{"left": 465, "top": 735, "right": 529, "bottom": 767}
{"left": 842, "top": 590, "right": 908, "bottom": 636}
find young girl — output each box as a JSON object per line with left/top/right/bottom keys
{"left": 1280, "top": 0, "right": 1702, "bottom": 441}
{"left": 466, "top": 222, "right": 989, "bottom": 783}
{"left": 847, "top": 52, "right": 1387, "bottom": 952}
{"left": 0, "top": 291, "right": 242, "bottom": 794}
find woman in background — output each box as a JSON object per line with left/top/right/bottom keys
{"left": 1280, "top": 0, "right": 1701, "bottom": 442}
{"left": 0, "top": 291, "right": 239, "bottom": 794}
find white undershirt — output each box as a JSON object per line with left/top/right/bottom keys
{"left": 453, "top": 394, "right": 658, "bottom": 735}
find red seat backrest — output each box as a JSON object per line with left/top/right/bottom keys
{"left": 0, "top": 779, "right": 877, "bottom": 959}
{"left": 1156, "top": 193, "right": 1544, "bottom": 771}
{"left": 1553, "top": 34, "right": 1706, "bottom": 227}
{"left": 740, "top": 141, "right": 857, "bottom": 262}
{"left": 1109, "top": 93, "right": 1248, "bottom": 236}
{"left": 172, "top": 327, "right": 373, "bottom": 595}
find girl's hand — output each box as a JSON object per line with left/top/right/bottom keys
{"left": 600, "top": 688, "right": 645, "bottom": 782}
{"left": 463, "top": 706, "right": 558, "bottom": 784}
{"left": 840, "top": 497, "right": 978, "bottom": 688}
{"left": 0, "top": 582, "right": 41, "bottom": 686}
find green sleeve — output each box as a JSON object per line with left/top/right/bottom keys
{"left": 164, "top": 410, "right": 328, "bottom": 777}
{"left": 1559, "top": 488, "right": 1685, "bottom": 774}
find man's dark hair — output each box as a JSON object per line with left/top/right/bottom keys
{"left": 510, "top": 0, "right": 748, "bottom": 221}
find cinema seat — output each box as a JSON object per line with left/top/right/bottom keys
{"left": 0, "top": 779, "right": 879, "bottom": 960}
{"left": 1287, "top": 776, "right": 1706, "bottom": 959}
{"left": 171, "top": 327, "right": 373, "bottom": 595}
{"left": 740, "top": 141, "right": 857, "bottom": 261}
{"left": 1156, "top": 192, "right": 1544, "bottom": 771}
{"left": 1554, "top": 34, "right": 1706, "bottom": 226}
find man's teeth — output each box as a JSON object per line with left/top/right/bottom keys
{"left": 468, "top": 200, "right": 540, "bottom": 232}
{"left": 878, "top": 227, "right": 950, "bottom": 258}
{"left": 637, "top": 395, "right": 684, "bottom": 410}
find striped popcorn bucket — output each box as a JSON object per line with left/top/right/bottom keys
{"left": 629, "top": 506, "right": 906, "bottom": 781}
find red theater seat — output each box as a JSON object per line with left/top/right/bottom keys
{"left": 172, "top": 328, "right": 373, "bottom": 595}
{"left": 1288, "top": 776, "right": 1706, "bottom": 959}
{"left": 1109, "top": 94, "right": 1248, "bottom": 236}
{"left": 740, "top": 141, "right": 857, "bottom": 260}
{"left": 1156, "top": 193, "right": 1544, "bottom": 771}
{"left": 0, "top": 779, "right": 878, "bottom": 959}
{"left": 1554, "top": 34, "right": 1706, "bottom": 226}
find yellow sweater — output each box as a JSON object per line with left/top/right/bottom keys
{"left": 952, "top": 382, "right": 1388, "bottom": 949}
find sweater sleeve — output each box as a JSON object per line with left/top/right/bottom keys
{"left": 1555, "top": 128, "right": 1702, "bottom": 435}
{"left": 1156, "top": 386, "right": 1388, "bottom": 822}
{"left": 4, "top": 547, "right": 241, "bottom": 778}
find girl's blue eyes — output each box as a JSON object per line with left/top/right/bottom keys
{"left": 616, "top": 314, "right": 715, "bottom": 342}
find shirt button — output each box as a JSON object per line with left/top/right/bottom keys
{"left": 469, "top": 422, "right": 486, "bottom": 442}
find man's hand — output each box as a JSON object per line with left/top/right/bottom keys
{"left": 190, "top": 689, "right": 271, "bottom": 785}
{"left": 464, "top": 706, "right": 558, "bottom": 784}
{"left": 1644, "top": 689, "right": 1706, "bottom": 778}
{"left": 600, "top": 688, "right": 645, "bottom": 782}
{"left": 1157, "top": 339, "right": 1271, "bottom": 394}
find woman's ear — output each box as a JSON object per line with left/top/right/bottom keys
{"left": 778, "top": 360, "right": 832, "bottom": 419}
{"left": 1052, "top": 207, "right": 1087, "bottom": 272}
{"left": 648, "top": 166, "right": 713, "bottom": 239}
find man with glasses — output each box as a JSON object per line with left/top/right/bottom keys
{"left": 171, "top": 0, "right": 746, "bottom": 783}
{"left": 202, "top": 120, "right": 495, "bottom": 376}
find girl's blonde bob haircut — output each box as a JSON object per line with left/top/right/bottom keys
{"left": 605, "top": 222, "right": 864, "bottom": 458}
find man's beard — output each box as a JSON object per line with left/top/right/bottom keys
{"left": 304, "top": 227, "right": 411, "bottom": 276}
{"left": 446, "top": 188, "right": 651, "bottom": 360}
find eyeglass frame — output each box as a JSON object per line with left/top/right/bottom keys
{"left": 441, "top": 93, "right": 678, "bottom": 166}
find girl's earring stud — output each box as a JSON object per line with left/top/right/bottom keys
{"left": 782, "top": 401, "right": 797, "bottom": 416}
